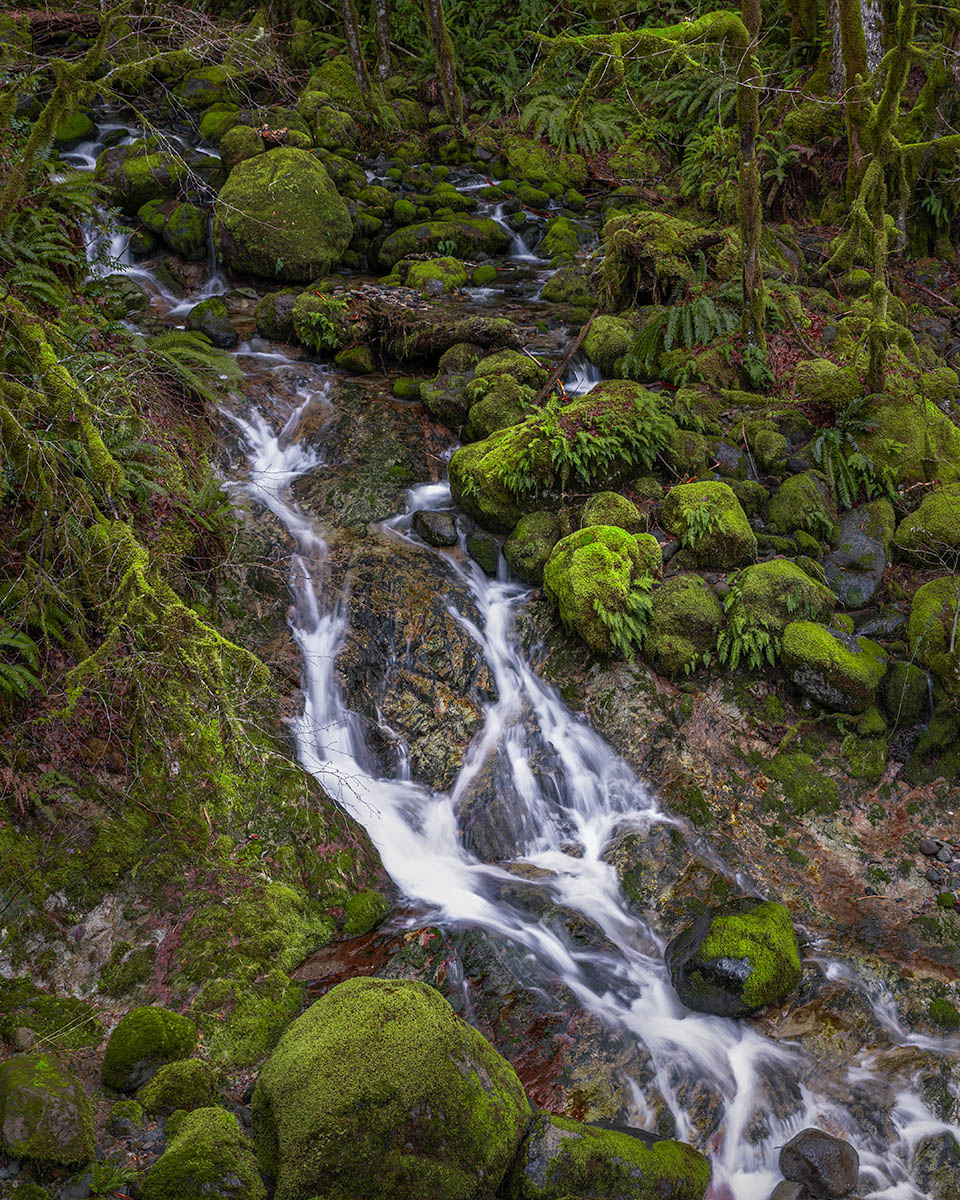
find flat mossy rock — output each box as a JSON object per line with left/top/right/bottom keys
{"left": 136, "top": 1059, "right": 219, "bottom": 1116}
{"left": 665, "top": 899, "right": 801, "bottom": 1017}
{"left": 894, "top": 484, "right": 960, "bottom": 568}
{"left": 504, "top": 512, "right": 563, "bottom": 585}
{"left": 543, "top": 526, "right": 658, "bottom": 656}
{"left": 581, "top": 491, "right": 644, "bottom": 534}
{"left": 766, "top": 471, "right": 835, "bottom": 538}
{"left": 661, "top": 481, "right": 757, "bottom": 570}
{"left": 378, "top": 218, "right": 509, "bottom": 270}
{"left": 506, "top": 1111, "right": 709, "bottom": 1200}
{"left": 0, "top": 1053, "right": 95, "bottom": 1166}
{"left": 763, "top": 751, "right": 839, "bottom": 816}
{"left": 645, "top": 574, "right": 723, "bottom": 679}
{"left": 214, "top": 148, "right": 352, "bottom": 283}
{"left": 142, "top": 1106, "right": 264, "bottom": 1200}
{"left": 449, "top": 381, "right": 675, "bottom": 533}
{"left": 907, "top": 576, "right": 960, "bottom": 692}
{"left": 726, "top": 560, "right": 835, "bottom": 636}
{"left": 582, "top": 316, "right": 633, "bottom": 376}
{"left": 251, "top": 976, "right": 530, "bottom": 1200}
{"left": 102, "top": 1006, "right": 197, "bottom": 1092}
{"left": 781, "top": 620, "right": 887, "bottom": 714}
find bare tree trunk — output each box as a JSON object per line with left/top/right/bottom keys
{"left": 424, "top": 0, "right": 463, "bottom": 125}
{"left": 342, "top": 0, "right": 376, "bottom": 113}
{"left": 373, "top": 0, "right": 392, "bottom": 79}
{"left": 739, "top": 0, "right": 765, "bottom": 351}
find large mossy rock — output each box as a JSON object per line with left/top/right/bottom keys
{"left": 665, "top": 899, "right": 801, "bottom": 1018}
{"left": 581, "top": 491, "right": 644, "bottom": 534}
{"left": 449, "top": 381, "right": 675, "bottom": 532}
{"left": 861, "top": 396, "right": 960, "bottom": 486}
{"left": 102, "top": 1006, "right": 197, "bottom": 1092}
{"left": 766, "top": 471, "right": 835, "bottom": 538}
{"left": 504, "top": 511, "right": 563, "bottom": 585}
{"left": 378, "top": 217, "right": 510, "bottom": 270}
{"left": 95, "top": 139, "right": 188, "bottom": 215}
{"left": 645, "top": 574, "right": 723, "bottom": 678}
{"left": 142, "top": 1107, "right": 264, "bottom": 1200}
{"left": 725, "top": 560, "right": 835, "bottom": 637}
{"left": 0, "top": 1052, "right": 95, "bottom": 1166}
{"left": 136, "top": 1059, "right": 219, "bottom": 1116}
{"left": 894, "top": 484, "right": 960, "bottom": 569}
{"left": 661, "top": 481, "right": 757, "bottom": 570}
{"left": 582, "top": 316, "right": 633, "bottom": 375}
{"left": 543, "top": 526, "right": 660, "bottom": 656}
{"left": 506, "top": 1112, "right": 709, "bottom": 1200}
{"left": 251, "top": 976, "right": 529, "bottom": 1200}
{"left": 502, "top": 134, "right": 588, "bottom": 190}
{"left": 907, "top": 576, "right": 960, "bottom": 692}
{"left": 214, "top": 148, "right": 352, "bottom": 283}
{"left": 781, "top": 621, "right": 887, "bottom": 714}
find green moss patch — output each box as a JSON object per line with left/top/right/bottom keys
{"left": 102, "top": 1006, "right": 197, "bottom": 1092}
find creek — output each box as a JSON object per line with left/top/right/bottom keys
{"left": 72, "top": 118, "right": 959, "bottom": 1200}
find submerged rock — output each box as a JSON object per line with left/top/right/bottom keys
{"left": 665, "top": 899, "right": 802, "bottom": 1017}
{"left": 505, "top": 1111, "right": 710, "bottom": 1200}
{"left": 779, "top": 1128, "right": 859, "bottom": 1197}
{"left": 252, "top": 976, "right": 530, "bottom": 1200}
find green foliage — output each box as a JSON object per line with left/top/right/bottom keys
{"left": 297, "top": 297, "right": 349, "bottom": 354}
{"left": 717, "top": 609, "right": 780, "bottom": 671}
{"left": 622, "top": 290, "right": 737, "bottom": 380}
{"left": 680, "top": 505, "right": 724, "bottom": 551}
{"left": 679, "top": 123, "right": 738, "bottom": 218}
{"left": 143, "top": 331, "right": 243, "bottom": 407}
{"left": 811, "top": 398, "right": 901, "bottom": 509}
{"left": 519, "top": 92, "right": 624, "bottom": 156}
{"left": 593, "top": 579, "right": 654, "bottom": 661}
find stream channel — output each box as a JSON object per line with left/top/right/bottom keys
{"left": 70, "top": 117, "right": 959, "bottom": 1200}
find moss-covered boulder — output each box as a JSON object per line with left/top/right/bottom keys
{"left": 506, "top": 1111, "right": 709, "bottom": 1200}
{"left": 503, "top": 134, "right": 588, "bottom": 190}
{"left": 646, "top": 574, "right": 723, "bottom": 678}
{"left": 724, "top": 560, "right": 836, "bottom": 643}
{"left": 538, "top": 216, "right": 582, "bottom": 264}
{"left": 142, "top": 1107, "right": 264, "bottom": 1200}
{"left": 543, "top": 526, "right": 657, "bottom": 657}
{"left": 582, "top": 316, "right": 633, "bottom": 376}
{"left": 251, "top": 977, "right": 529, "bottom": 1200}
{"left": 220, "top": 125, "right": 265, "bottom": 172}
{"left": 343, "top": 889, "right": 390, "bottom": 936}
{"left": 861, "top": 395, "right": 960, "bottom": 486}
{"left": 180, "top": 65, "right": 237, "bottom": 110}
{"left": 405, "top": 256, "right": 469, "bottom": 295}
{"left": 581, "top": 491, "right": 644, "bottom": 534}
{"left": 766, "top": 471, "right": 835, "bottom": 538}
{"left": 907, "top": 576, "right": 960, "bottom": 692}
{"left": 136, "top": 1059, "right": 219, "bottom": 1115}
{"left": 379, "top": 218, "right": 509, "bottom": 270}
{"left": 541, "top": 261, "right": 595, "bottom": 307}
{"left": 823, "top": 499, "right": 894, "bottom": 608}
{"left": 894, "top": 484, "right": 960, "bottom": 569}
{"left": 466, "top": 376, "right": 530, "bottom": 441}
{"left": 95, "top": 139, "right": 188, "bottom": 215}
{"left": 53, "top": 110, "right": 95, "bottom": 148}
{"left": 661, "top": 481, "right": 757, "bottom": 570}
{"left": 186, "top": 297, "right": 238, "bottom": 349}
{"left": 793, "top": 358, "right": 861, "bottom": 410}
{"left": 0, "top": 1053, "right": 95, "bottom": 1165}
{"left": 214, "top": 148, "right": 352, "bottom": 283}
{"left": 449, "top": 381, "right": 676, "bottom": 532}
{"left": 781, "top": 621, "right": 887, "bottom": 713}
{"left": 102, "top": 1006, "right": 197, "bottom": 1092}
{"left": 254, "top": 290, "right": 298, "bottom": 341}
{"left": 504, "top": 512, "right": 563, "bottom": 585}
{"left": 665, "top": 899, "right": 802, "bottom": 1017}
{"left": 882, "top": 660, "right": 931, "bottom": 727}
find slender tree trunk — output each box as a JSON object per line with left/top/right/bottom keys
{"left": 342, "top": 0, "right": 376, "bottom": 113}
{"left": 424, "top": 0, "right": 463, "bottom": 125}
{"left": 838, "top": 0, "right": 869, "bottom": 194}
{"left": 739, "top": 0, "right": 765, "bottom": 350}
{"left": 372, "top": 0, "right": 392, "bottom": 79}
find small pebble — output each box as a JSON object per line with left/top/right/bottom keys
{"left": 925, "top": 869, "right": 943, "bottom": 884}
{"left": 936, "top": 847, "right": 953, "bottom": 864}
{"left": 919, "top": 838, "right": 941, "bottom": 856}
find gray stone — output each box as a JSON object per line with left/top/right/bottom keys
{"left": 921, "top": 838, "right": 943, "bottom": 856}
{"left": 780, "top": 1128, "right": 859, "bottom": 1197}
{"left": 823, "top": 504, "right": 890, "bottom": 608}
{"left": 412, "top": 509, "right": 458, "bottom": 547}
{"left": 769, "top": 1183, "right": 807, "bottom": 1200}
{"left": 850, "top": 606, "right": 906, "bottom": 638}
{"left": 913, "top": 1131, "right": 960, "bottom": 1200}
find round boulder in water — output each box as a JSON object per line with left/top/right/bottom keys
{"left": 665, "top": 899, "right": 802, "bottom": 1018}
{"left": 779, "top": 1128, "right": 859, "bottom": 1197}
{"left": 251, "top": 976, "right": 530, "bottom": 1200}
{"left": 214, "top": 148, "right": 353, "bottom": 284}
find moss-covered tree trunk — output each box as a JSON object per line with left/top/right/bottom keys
{"left": 342, "top": 0, "right": 377, "bottom": 114}
{"left": 372, "top": 0, "right": 392, "bottom": 79}
{"left": 425, "top": 0, "right": 463, "bottom": 125}
{"left": 739, "top": 0, "right": 765, "bottom": 351}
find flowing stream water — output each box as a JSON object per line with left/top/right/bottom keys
{"left": 74, "top": 125, "right": 959, "bottom": 1200}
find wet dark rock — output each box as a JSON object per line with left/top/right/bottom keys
{"left": 186, "top": 297, "right": 238, "bottom": 349}
{"left": 850, "top": 606, "right": 906, "bottom": 639}
{"left": 412, "top": 509, "right": 458, "bottom": 547}
{"left": 466, "top": 530, "right": 499, "bottom": 574}
{"left": 912, "top": 1129, "right": 960, "bottom": 1200}
{"left": 336, "top": 534, "right": 497, "bottom": 789}
{"left": 779, "top": 1128, "right": 859, "bottom": 1197}
{"left": 823, "top": 503, "right": 892, "bottom": 608}
{"left": 921, "top": 839, "right": 943, "bottom": 856}
{"left": 769, "top": 1184, "right": 808, "bottom": 1200}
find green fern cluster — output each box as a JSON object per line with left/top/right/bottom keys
{"left": 622, "top": 291, "right": 737, "bottom": 380}
{"left": 681, "top": 506, "right": 725, "bottom": 551}
{"left": 811, "top": 398, "right": 901, "bottom": 509}
{"left": 593, "top": 582, "right": 654, "bottom": 662}
{"left": 143, "top": 330, "right": 243, "bottom": 407}
{"left": 520, "top": 92, "right": 624, "bottom": 156}
{"left": 717, "top": 609, "right": 781, "bottom": 671}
